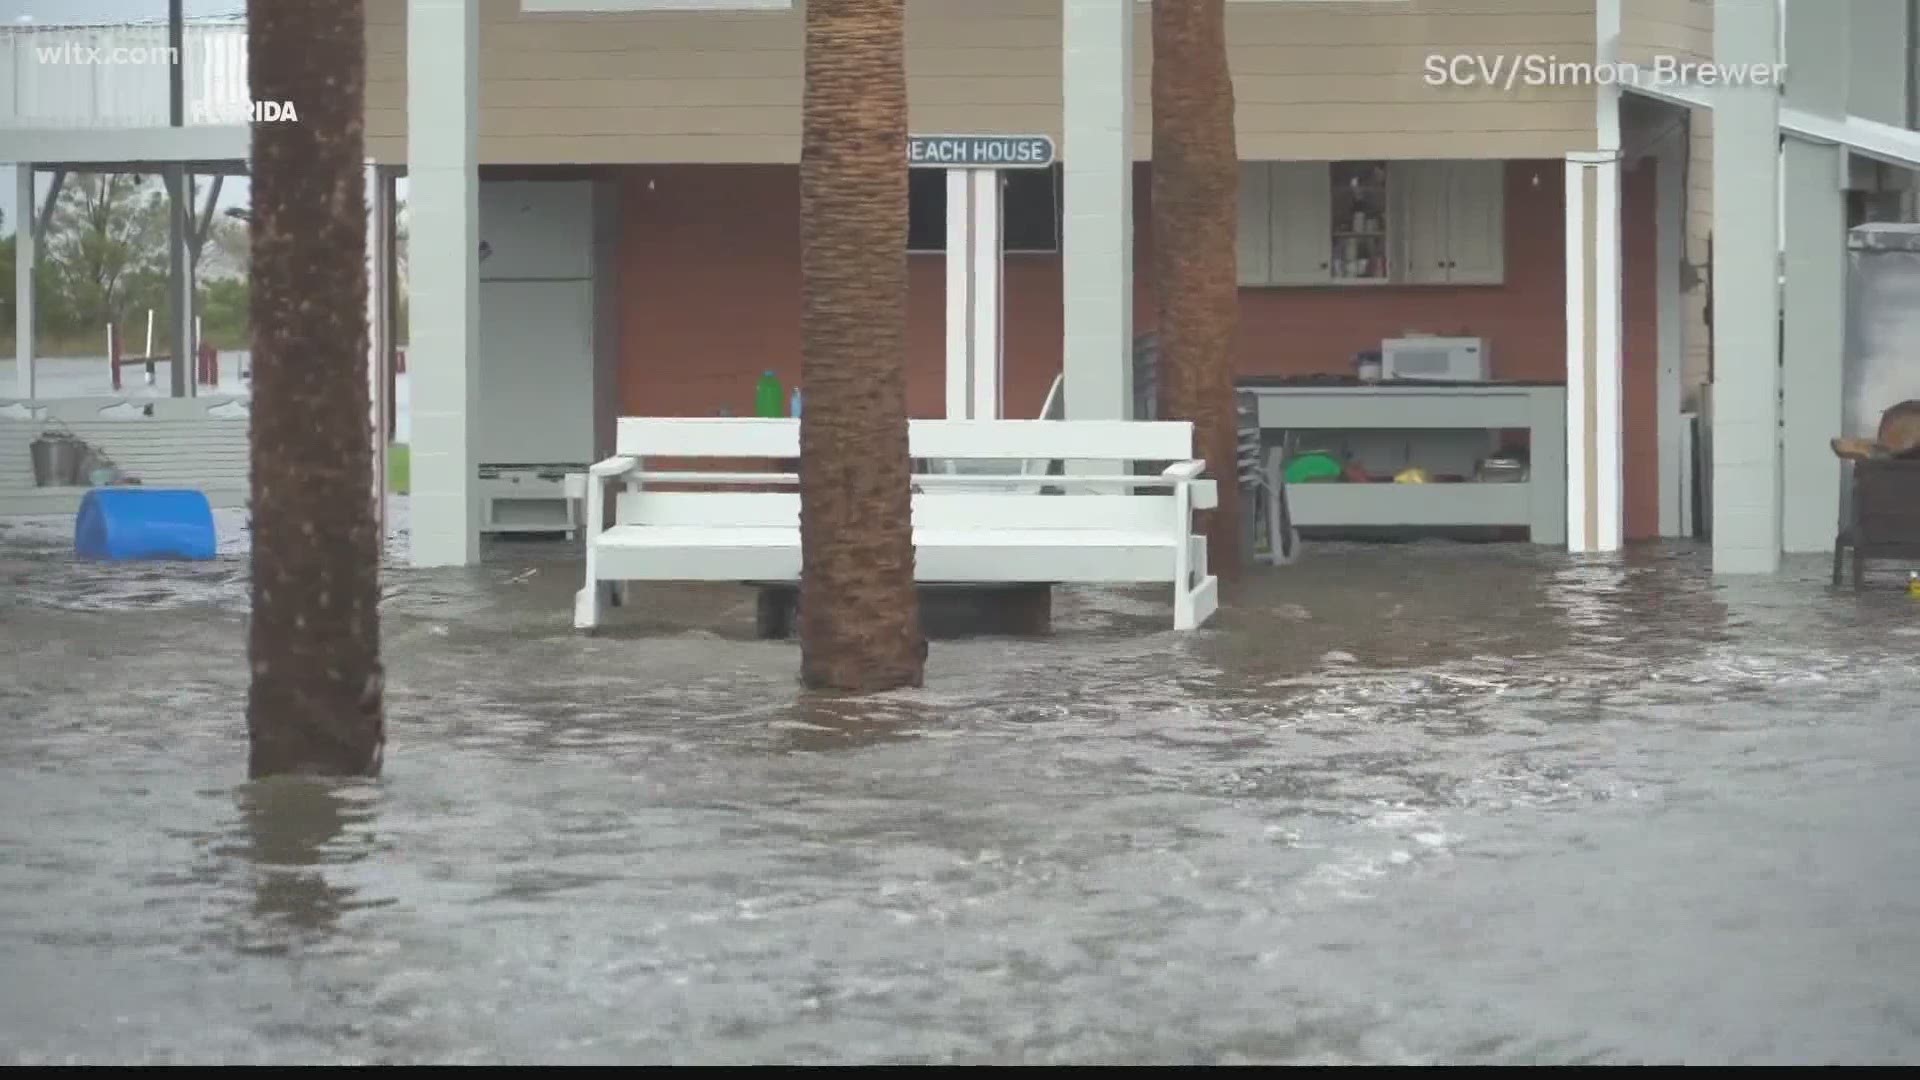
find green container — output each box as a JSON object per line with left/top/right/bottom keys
{"left": 754, "top": 370, "right": 784, "bottom": 418}
{"left": 1284, "top": 451, "right": 1344, "bottom": 485}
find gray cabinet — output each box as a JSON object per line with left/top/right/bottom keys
{"left": 1396, "top": 161, "right": 1454, "bottom": 285}
{"left": 1392, "top": 159, "right": 1505, "bottom": 285}
{"left": 1236, "top": 162, "right": 1272, "bottom": 286}
{"left": 1270, "top": 162, "right": 1335, "bottom": 285}
{"left": 1443, "top": 160, "right": 1506, "bottom": 284}
{"left": 1236, "top": 161, "right": 1360, "bottom": 286}
{"left": 1234, "top": 158, "right": 1504, "bottom": 287}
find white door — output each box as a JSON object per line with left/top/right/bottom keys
{"left": 476, "top": 278, "right": 596, "bottom": 466}
{"left": 1269, "top": 162, "right": 1333, "bottom": 285}
{"left": 1443, "top": 160, "right": 1506, "bottom": 284}
{"left": 1236, "top": 162, "right": 1273, "bottom": 286}
{"left": 1394, "top": 161, "right": 1453, "bottom": 285}
{"left": 478, "top": 181, "right": 594, "bottom": 281}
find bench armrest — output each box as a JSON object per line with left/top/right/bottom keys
{"left": 589, "top": 455, "right": 639, "bottom": 479}
{"left": 1160, "top": 459, "right": 1216, "bottom": 509}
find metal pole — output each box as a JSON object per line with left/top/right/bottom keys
{"left": 168, "top": 0, "right": 184, "bottom": 127}
{"left": 168, "top": 169, "right": 194, "bottom": 397}
{"left": 14, "top": 166, "right": 35, "bottom": 399}
{"left": 165, "top": 0, "right": 189, "bottom": 397}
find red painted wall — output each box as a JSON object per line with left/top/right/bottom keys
{"left": 617, "top": 159, "right": 1662, "bottom": 539}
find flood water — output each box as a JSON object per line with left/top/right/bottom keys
{"left": 3, "top": 503, "right": 1920, "bottom": 1065}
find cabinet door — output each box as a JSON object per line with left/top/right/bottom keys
{"left": 1394, "top": 161, "right": 1452, "bottom": 285}
{"left": 1236, "top": 162, "right": 1273, "bottom": 286}
{"left": 1444, "top": 160, "right": 1506, "bottom": 284}
{"left": 1268, "top": 162, "right": 1333, "bottom": 285}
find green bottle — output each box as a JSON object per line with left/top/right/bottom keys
{"left": 754, "top": 370, "right": 784, "bottom": 418}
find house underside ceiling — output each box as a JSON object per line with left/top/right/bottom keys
{"left": 1624, "top": 84, "right": 1920, "bottom": 174}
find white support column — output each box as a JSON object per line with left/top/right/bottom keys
{"left": 1061, "top": 0, "right": 1134, "bottom": 428}
{"left": 368, "top": 161, "right": 395, "bottom": 547}
{"left": 1779, "top": 0, "right": 1851, "bottom": 553}
{"left": 943, "top": 168, "right": 1006, "bottom": 421}
{"left": 1565, "top": 151, "right": 1625, "bottom": 553}
{"left": 1710, "top": 0, "right": 1783, "bottom": 574}
{"left": 970, "top": 169, "right": 1003, "bottom": 421}
{"left": 14, "top": 165, "right": 34, "bottom": 399}
{"left": 406, "top": 0, "right": 481, "bottom": 567}
{"left": 1594, "top": 0, "right": 1622, "bottom": 154}
{"left": 1655, "top": 115, "right": 1687, "bottom": 537}
{"left": 944, "top": 169, "right": 971, "bottom": 418}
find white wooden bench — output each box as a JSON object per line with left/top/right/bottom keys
{"left": 568, "top": 416, "right": 1221, "bottom": 633}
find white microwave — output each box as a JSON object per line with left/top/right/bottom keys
{"left": 1380, "top": 336, "right": 1489, "bottom": 382}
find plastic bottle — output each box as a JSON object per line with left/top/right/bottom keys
{"left": 1909, "top": 571, "right": 1920, "bottom": 597}
{"left": 789, "top": 386, "right": 803, "bottom": 418}
{"left": 754, "top": 370, "right": 783, "bottom": 418}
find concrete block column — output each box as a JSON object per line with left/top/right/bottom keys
{"left": 1061, "top": 0, "right": 1134, "bottom": 427}
{"left": 1779, "top": 0, "right": 1851, "bottom": 553}
{"left": 406, "top": 0, "right": 482, "bottom": 567}
{"left": 1565, "top": 151, "right": 1625, "bottom": 553}
{"left": 1710, "top": 0, "right": 1783, "bottom": 574}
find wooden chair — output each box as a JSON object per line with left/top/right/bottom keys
{"left": 1832, "top": 458, "right": 1920, "bottom": 587}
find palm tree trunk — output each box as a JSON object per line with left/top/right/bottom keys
{"left": 245, "top": 0, "right": 385, "bottom": 777}
{"left": 797, "top": 0, "right": 927, "bottom": 691}
{"left": 1152, "top": 0, "right": 1243, "bottom": 581}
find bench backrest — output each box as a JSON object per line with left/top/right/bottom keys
{"left": 613, "top": 417, "right": 1196, "bottom": 464}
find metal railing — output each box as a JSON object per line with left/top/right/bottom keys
{"left": 0, "top": 22, "right": 247, "bottom": 129}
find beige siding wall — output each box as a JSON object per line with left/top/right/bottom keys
{"left": 1682, "top": 105, "right": 1713, "bottom": 404}
{"left": 1620, "top": 0, "right": 1712, "bottom": 70}
{"left": 364, "top": 0, "right": 1597, "bottom": 166}
{"left": 1622, "top": 0, "right": 1713, "bottom": 404}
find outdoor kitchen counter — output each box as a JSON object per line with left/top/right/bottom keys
{"left": 1237, "top": 379, "right": 1568, "bottom": 546}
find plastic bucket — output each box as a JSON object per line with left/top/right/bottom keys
{"left": 30, "top": 435, "right": 89, "bottom": 487}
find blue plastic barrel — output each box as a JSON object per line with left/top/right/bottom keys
{"left": 74, "top": 488, "right": 218, "bottom": 561}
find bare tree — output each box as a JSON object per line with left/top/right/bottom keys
{"left": 39, "top": 174, "right": 170, "bottom": 332}
{"left": 797, "top": 0, "right": 927, "bottom": 692}
{"left": 245, "top": 0, "right": 385, "bottom": 777}
{"left": 1152, "top": 0, "right": 1243, "bottom": 580}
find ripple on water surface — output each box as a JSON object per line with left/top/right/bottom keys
{"left": 4, "top": 525, "right": 1920, "bottom": 1064}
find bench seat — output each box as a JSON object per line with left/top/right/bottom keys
{"left": 591, "top": 523, "right": 1198, "bottom": 584}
